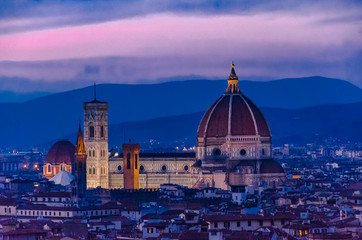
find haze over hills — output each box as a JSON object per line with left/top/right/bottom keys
{"left": 0, "top": 76, "right": 361, "bottom": 149}
{"left": 61, "top": 101, "right": 362, "bottom": 149}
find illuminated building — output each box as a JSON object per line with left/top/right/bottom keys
{"left": 108, "top": 64, "right": 285, "bottom": 189}
{"left": 43, "top": 140, "right": 75, "bottom": 179}
{"left": 196, "top": 63, "right": 285, "bottom": 188}
{"left": 83, "top": 92, "right": 109, "bottom": 189}
{"left": 44, "top": 64, "right": 285, "bottom": 190}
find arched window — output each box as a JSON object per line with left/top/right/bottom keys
{"left": 89, "top": 168, "right": 92, "bottom": 174}
{"left": 135, "top": 154, "right": 138, "bottom": 169}
{"left": 93, "top": 168, "right": 96, "bottom": 174}
{"left": 48, "top": 165, "right": 51, "bottom": 173}
{"left": 89, "top": 126, "right": 94, "bottom": 138}
{"left": 88, "top": 150, "right": 91, "bottom": 157}
{"left": 100, "top": 126, "right": 104, "bottom": 138}
{"left": 127, "top": 153, "right": 131, "bottom": 169}
{"left": 93, "top": 150, "right": 95, "bottom": 157}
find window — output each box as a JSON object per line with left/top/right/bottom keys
{"left": 135, "top": 154, "right": 138, "bottom": 169}
{"left": 140, "top": 165, "right": 144, "bottom": 171}
{"left": 271, "top": 219, "right": 274, "bottom": 225}
{"left": 214, "top": 222, "right": 218, "bottom": 228}
{"left": 93, "top": 150, "right": 95, "bottom": 157}
{"left": 48, "top": 165, "right": 51, "bottom": 173}
{"left": 147, "top": 228, "right": 153, "bottom": 233}
{"left": 101, "top": 126, "right": 104, "bottom": 138}
{"left": 184, "top": 165, "right": 189, "bottom": 171}
{"left": 162, "top": 165, "right": 167, "bottom": 171}
{"left": 117, "top": 165, "right": 122, "bottom": 171}
{"left": 93, "top": 168, "right": 96, "bottom": 174}
{"left": 259, "top": 220, "right": 263, "bottom": 226}
{"left": 9, "top": 208, "right": 11, "bottom": 213}
{"left": 89, "top": 150, "right": 91, "bottom": 156}
{"left": 240, "top": 149, "right": 247, "bottom": 156}
{"left": 127, "top": 153, "right": 131, "bottom": 169}
{"left": 262, "top": 149, "right": 265, "bottom": 155}
{"left": 79, "top": 162, "right": 82, "bottom": 169}
{"left": 213, "top": 148, "right": 221, "bottom": 157}
{"left": 237, "top": 221, "right": 240, "bottom": 227}
{"left": 89, "top": 168, "right": 92, "bottom": 174}
{"left": 281, "top": 219, "right": 285, "bottom": 225}
{"left": 89, "top": 126, "right": 94, "bottom": 138}
{"left": 248, "top": 220, "right": 251, "bottom": 226}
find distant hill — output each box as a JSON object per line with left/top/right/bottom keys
{"left": 104, "top": 101, "right": 362, "bottom": 148}
{"left": 0, "top": 91, "right": 51, "bottom": 103}
{"left": 54, "top": 101, "right": 362, "bottom": 149}
{"left": 0, "top": 76, "right": 361, "bottom": 148}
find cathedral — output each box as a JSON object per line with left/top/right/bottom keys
{"left": 44, "top": 64, "right": 285, "bottom": 191}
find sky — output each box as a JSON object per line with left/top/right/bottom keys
{"left": 0, "top": 0, "right": 361, "bottom": 92}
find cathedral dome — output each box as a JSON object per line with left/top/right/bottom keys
{"left": 197, "top": 64, "right": 270, "bottom": 139}
{"left": 45, "top": 140, "right": 76, "bottom": 165}
{"left": 196, "top": 63, "right": 273, "bottom": 165}
{"left": 197, "top": 94, "right": 270, "bottom": 138}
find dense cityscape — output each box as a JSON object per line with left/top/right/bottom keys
{"left": 0, "top": 65, "right": 361, "bottom": 240}
{"left": 1, "top": 1, "right": 362, "bottom": 240}
{"left": 0, "top": 142, "right": 361, "bottom": 239}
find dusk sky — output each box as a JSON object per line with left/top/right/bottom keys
{"left": 0, "top": 0, "right": 361, "bottom": 92}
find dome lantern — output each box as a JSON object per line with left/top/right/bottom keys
{"left": 225, "top": 62, "right": 241, "bottom": 94}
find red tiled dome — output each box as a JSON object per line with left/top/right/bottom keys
{"left": 197, "top": 94, "right": 271, "bottom": 138}
{"left": 45, "top": 140, "right": 76, "bottom": 165}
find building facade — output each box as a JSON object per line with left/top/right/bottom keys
{"left": 109, "top": 153, "right": 199, "bottom": 189}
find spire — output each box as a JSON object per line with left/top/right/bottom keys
{"left": 225, "top": 62, "right": 241, "bottom": 94}
{"left": 76, "top": 122, "right": 86, "bottom": 155}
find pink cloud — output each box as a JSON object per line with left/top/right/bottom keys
{"left": 0, "top": 13, "right": 360, "bottom": 62}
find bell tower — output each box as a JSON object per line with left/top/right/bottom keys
{"left": 84, "top": 85, "right": 109, "bottom": 189}
{"left": 122, "top": 143, "right": 140, "bottom": 190}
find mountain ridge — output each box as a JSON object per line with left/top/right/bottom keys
{"left": 0, "top": 76, "right": 361, "bottom": 148}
